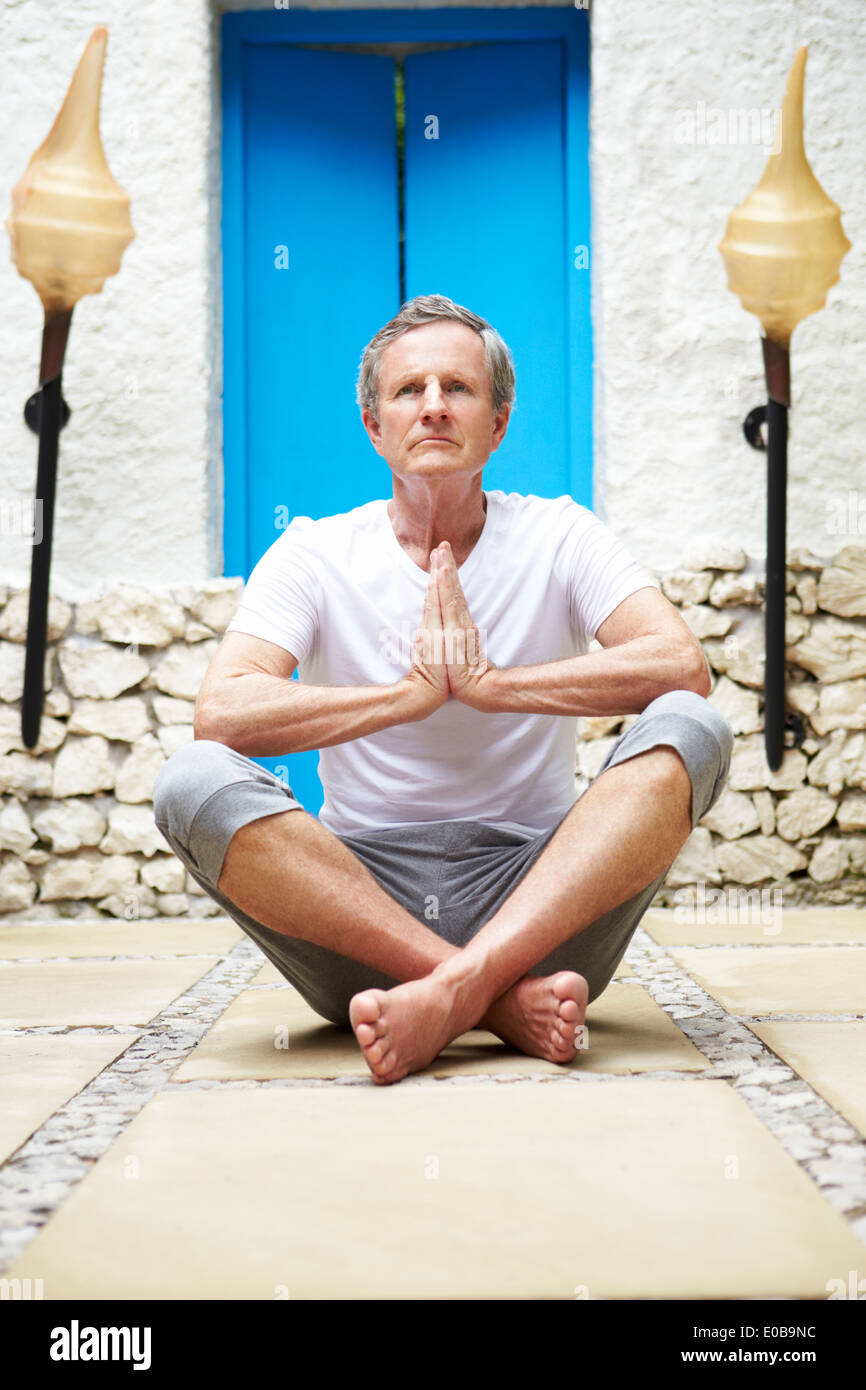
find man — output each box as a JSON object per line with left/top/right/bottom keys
{"left": 153, "top": 293, "right": 733, "bottom": 1086}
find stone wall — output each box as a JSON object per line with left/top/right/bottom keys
{"left": 0, "top": 545, "right": 864, "bottom": 921}
{"left": 0, "top": 580, "right": 241, "bottom": 921}
{"left": 579, "top": 544, "right": 866, "bottom": 908}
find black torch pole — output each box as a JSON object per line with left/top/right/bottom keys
{"left": 21, "top": 308, "right": 73, "bottom": 750}
{"left": 761, "top": 335, "right": 791, "bottom": 773}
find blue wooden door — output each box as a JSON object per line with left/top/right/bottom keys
{"left": 222, "top": 18, "right": 591, "bottom": 815}
{"left": 404, "top": 43, "right": 572, "bottom": 497}
{"left": 226, "top": 44, "right": 400, "bottom": 812}
{"left": 232, "top": 45, "right": 400, "bottom": 571}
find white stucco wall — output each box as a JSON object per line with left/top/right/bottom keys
{"left": 0, "top": 0, "right": 863, "bottom": 595}
{"left": 0, "top": 0, "right": 221, "bottom": 597}
{"left": 590, "top": 0, "right": 866, "bottom": 570}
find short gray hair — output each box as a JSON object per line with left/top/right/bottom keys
{"left": 355, "top": 293, "right": 516, "bottom": 424}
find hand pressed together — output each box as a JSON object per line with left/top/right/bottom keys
{"left": 404, "top": 540, "right": 499, "bottom": 716}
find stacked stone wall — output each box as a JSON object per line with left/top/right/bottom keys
{"left": 580, "top": 544, "right": 866, "bottom": 907}
{"left": 0, "top": 545, "right": 864, "bottom": 920}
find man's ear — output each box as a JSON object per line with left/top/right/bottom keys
{"left": 490, "top": 403, "right": 511, "bottom": 452}
{"left": 361, "top": 406, "right": 385, "bottom": 456}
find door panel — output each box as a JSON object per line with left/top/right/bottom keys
{"left": 403, "top": 42, "right": 573, "bottom": 499}
{"left": 239, "top": 44, "right": 400, "bottom": 572}
{"left": 238, "top": 45, "right": 400, "bottom": 812}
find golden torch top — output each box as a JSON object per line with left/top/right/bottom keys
{"left": 6, "top": 26, "right": 135, "bottom": 316}
{"left": 718, "top": 46, "right": 850, "bottom": 350}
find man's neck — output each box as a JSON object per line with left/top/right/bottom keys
{"left": 387, "top": 489, "right": 488, "bottom": 573}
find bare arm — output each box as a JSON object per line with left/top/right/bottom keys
{"left": 192, "top": 633, "right": 411, "bottom": 755}
{"left": 194, "top": 563, "right": 450, "bottom": 755}
{"left": 470, "top": 587, "right": 711, "bottom": 717}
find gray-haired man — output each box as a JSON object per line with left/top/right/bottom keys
{"left": 153, "top": 294, "right": 732, "bottom": 1085}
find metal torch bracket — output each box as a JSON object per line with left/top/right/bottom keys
{"left": 24, "top": 389, "right": 71, "bottom": 435}
{"left": 743, "top": 405, "right": 767, "bottom": 451}
{"left": 743, "top": 395, "right": 808, "bottom": 756}
{"left": 784, "top": 709, "right": 806, "bottom": 747}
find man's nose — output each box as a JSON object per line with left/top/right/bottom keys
{"left": 419, "top": 383, "right": 449, "bottom": 414}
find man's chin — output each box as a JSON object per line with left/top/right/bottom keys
{"left": 401, "top": 455, "right": 465, "bottom": 473}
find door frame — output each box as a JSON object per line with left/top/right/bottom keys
{"left": 221, "top": 6, "right": 592, "bottom": 576}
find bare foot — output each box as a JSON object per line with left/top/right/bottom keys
{"left": 349, "top": 967, "right": 588, "bottom": 1084}
{"left": 349, "top": 967, "right": 483, "bottom": 1085}
{"left": 480, "top": 971, "right": 588, "bottom": 1064}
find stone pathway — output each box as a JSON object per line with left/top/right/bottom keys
{"left": 1, "top": 909, "right": 865, "bottom": 1299}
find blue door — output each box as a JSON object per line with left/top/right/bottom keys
{"left": 404, "top": 42, "right": 572, "bottom": 498}
{"left": 222, "top": 9, "right": 591, "bottom": 814}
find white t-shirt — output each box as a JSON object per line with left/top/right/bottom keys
{"left": 225, "top": 490, "right": 660, "bottom": 838}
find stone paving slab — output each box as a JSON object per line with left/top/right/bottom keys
{"left": 0, "top": 1033, "right": 139, "bottom": 1164}
{"left": 7, "top": 1081, "right": 864, "bottom": 1300}
{"left": 668, "top": 946, "right": 866, "bottom": 1017}
{"left": 249, "top": 956, "right": 637, "bottom": 987}
{"left": 748, "top": 1022, "right": 866, "bottom": 1139}
{"left": 173, "top": 980, "right": 710, "bottom": 1081}
{"left": 0, "top": 919, "right": 243, "bottom": 960}
{"left": 0, "top": 959, "right": 222, "bottom": 1027}
{"left": 643, "top": 906, "right": 866, "bottom": 947}
{"left": 250, "top": 961, "right": 297, "bottom": 987}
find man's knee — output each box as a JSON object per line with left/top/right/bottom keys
{"left": 642, "top": 689, "right": 733, "bottom": 765}
{"left": 152, "top": 738, "right": 248, "bottom": 846}
{"left": 626, "top": 689, "right": 733, "bottom": 829}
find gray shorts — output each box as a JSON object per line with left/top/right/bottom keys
{"left": 153, "top": 689, "right": 733, "bottom": 1026}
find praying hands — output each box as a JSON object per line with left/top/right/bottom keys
{"left": 405, "top": 540, "right": 500, "bottom": 714}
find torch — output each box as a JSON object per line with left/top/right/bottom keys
{"left": 718, "top": 47, "right": 850, "bottom": 771}
{"left": 6, "top": 27, "right": 134, "bottom": 749}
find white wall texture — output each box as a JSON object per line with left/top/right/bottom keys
{"left": 0, "top": 0, "right": 221, "bottom": 597}
{"left": 589, "top": 0, "right": 866, "bottom": 571}
{"left": 0, "top": 0, "right": 863, "bottom": 595}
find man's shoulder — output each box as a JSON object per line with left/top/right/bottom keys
{"left": 491, "top": 489, "right": 596, "bottom": 535}
{"left": 241, "top": 500, "right": 387, "bottom": 588}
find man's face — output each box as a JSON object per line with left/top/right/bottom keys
{"left": 361, "top": 320, "right": 510, "bottom": 481}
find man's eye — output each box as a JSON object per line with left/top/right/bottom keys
{"left": 396, "top": 381, "right": 467, "bottom": 396}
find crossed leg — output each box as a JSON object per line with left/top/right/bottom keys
{"left": 216, "top": 743, "right": 694, "bottom": 1085}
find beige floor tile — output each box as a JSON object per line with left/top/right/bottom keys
{"left": 578, "top": 981, "right": 706, "bottom": 1072}
{"left": 0, "top": 919, "right": 243, "bottom": 960}
{"left": 174, "top": 980, "right": 708, "bottom": 1080}
{"left": 0, "top": 959, "right": 221, "bottom": 1027}
{"left": 251, "top": 955, "right": 636, "bottom": 988}
{"left": 7, "top": 1082, "right": 863, "bottom": 1299}
{"left": 748, "top": 1021, "right": 866, "bottom": 1137}
{"left": 249, "top": 961, "right": 289, "bottom": 986}
{"left": 669, "top": 946, "right": 866, "bottom": 1016}
{"left": 643, "top": 906, "right": 866, "bottom": 947}
{"left": 0, "top": 1033, "right": 138, "bottom": 1162}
